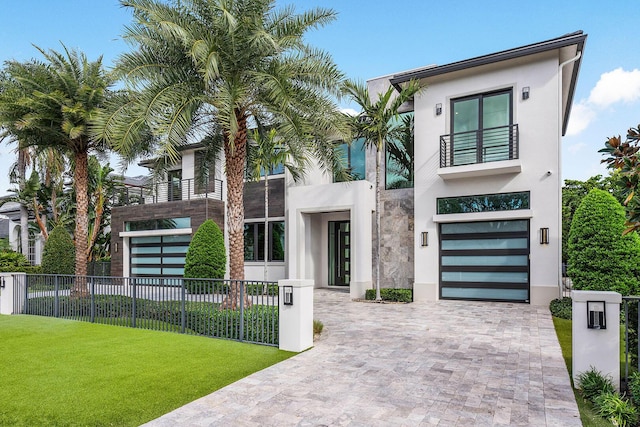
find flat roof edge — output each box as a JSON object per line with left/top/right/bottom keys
{"left": 390, "top": 31, "right": 587, "bottom": 86}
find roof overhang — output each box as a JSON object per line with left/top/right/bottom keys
{"left": 390, "top": 31, "right": 587, "bottom": 136}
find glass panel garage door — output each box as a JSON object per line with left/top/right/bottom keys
{"left": 439, "top": 220, "right": 529, "bottom": 302}
{"left": 130, "top": 234, "right": 191, "bottom": 277}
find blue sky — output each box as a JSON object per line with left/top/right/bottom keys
{"left": 1, "top": 0, "right": 639, "bottom": 194}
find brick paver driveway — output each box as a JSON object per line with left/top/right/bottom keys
{"left": 144, "top": 288, "right": 581, "bottom": 426}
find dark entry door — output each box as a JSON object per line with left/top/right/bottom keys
{"left": 329, "top": 221, "right": 351, "bottom": 286}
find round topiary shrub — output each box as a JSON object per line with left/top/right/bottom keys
{"left": 41, "top": 225, "right": 75, "bottom": 275}
{"left": 567, "top": 188, "right": 640, "bottom": 295}
{"left": 184, "top": 219, "right": 226, "bottom": 293}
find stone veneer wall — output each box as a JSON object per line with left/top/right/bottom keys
{"left": 110, "top": 198, "right": 225, "bottom": 277}
{"left": 366, "top": 147, "right": 415, "bottom": 290}
{"left": 377, "top": 188, "right": 415, "bottom": 289}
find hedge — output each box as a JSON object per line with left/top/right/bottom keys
{"left": 365, "top": 288, "right": 413, "bottom": 302}
{"left": 184, "top": 220, "right": 226, "bottom": 293}
{"left": 568, "top": 189, "right": 640, "bottom": 295}
{"left": 41, "top": 226, "right": 75, "bottom": 275}
{"left": 24, "top": 295, "right": 278, "bottom": 344}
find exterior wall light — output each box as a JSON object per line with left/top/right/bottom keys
{"left": 421, "top": 231, "right": 429, "bottom": 247}
{"left": 435, "top": 103, "right": 442, "bottom": 116}
{"left": 587, "top": 301, "right": 606, "bottom": 329}
{"left": 522, "top": 86, "right": 530, "bottom": 100}
{"left": 540, "top": 227, "right": 549, "bottom": 244}
{"left": 283, "top": 286, "right": 294, "bottom": 305}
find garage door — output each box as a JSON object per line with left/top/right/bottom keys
{"left": 439, "top": 220, "right": 529, "bottom": 302}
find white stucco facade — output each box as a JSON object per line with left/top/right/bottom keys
{"left": 410, "top": 52, "right": 564, "bottom": 304}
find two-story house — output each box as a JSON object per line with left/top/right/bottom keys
{"left": 111, "top": 31, "right": 586, "bottom": 306}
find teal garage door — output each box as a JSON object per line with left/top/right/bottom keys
{"left": 439, "top": 220, "right": 529, "bottom": 302}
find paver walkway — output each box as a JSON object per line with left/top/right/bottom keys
{"left": 143, "top": 289, "right": 581, "bottom": 426}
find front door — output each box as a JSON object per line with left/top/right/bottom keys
{"left": 329, "top": 221, "right": 351, "bottom": 286}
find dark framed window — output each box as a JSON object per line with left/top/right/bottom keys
{"left": 450, "top": 89, "right": 513, "bottom": 166}
{"left": 437, "top": 191, "right": 529, "bottom": 214}
{"left": 194, "top": 150, "right": 216, "bottom": 194}
{"left": 244, "top": 221, "right": 285, "bottom": 261}
{"left": 126, "top": 217, "right": 191, "bottom": 231}
{"left": 386, "top": 111, "right": 414, "bottom": 189}
{"left": 334, "top": 138, "right": 366, "bottom": 182}
{"left": 167, "top": 169, "right": 182, "bottom": 201}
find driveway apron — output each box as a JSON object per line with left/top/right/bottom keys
{"left": 143, "top": 288, "right": 581, "bottom": 426}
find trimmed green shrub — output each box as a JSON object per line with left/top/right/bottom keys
{"left": 577, "top": 367, "right": 615, "bottom": 403}
{"left": 0, "top": 238, "right": 11, "bottom": 252}
{"left": 567, "top": 189, "right": 640, "bottom": 295}
{"left": 365, "top": 288, "right": 413, "bottom": 302}
{"left": 41, "top": 226, "right": 75, "bottom": 275}
{"left": 593, "top": 392, "right": 638, "bottom": 427}
{"left": 184, "top": 220, "right": 226, "bottom": 293}
{"left": 549, "top": 297, "right": 572, "bottom": 320}
{"left": 24, "top": 295, "right": 279, "bottom": 345}
{"left": 628, "top": 371, "right": 640, "bottom": 405}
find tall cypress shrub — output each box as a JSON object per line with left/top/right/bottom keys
{"left": 41, "top": 225, "right": 75, "bottom": 275}
{"left": 184, "top": 219, "right": 226, "bottom": 293}
{"left": 567, "top": 188, "right": 640, "bottom": 295}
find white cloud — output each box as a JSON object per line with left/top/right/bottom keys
{"left": 567, "top": 68, "right": 640, "bottom": 137}
{"left": 340, "top": 108, "right": 359, "bottom": 116}
{"left": 566, "top": 102, "right": 595, "bottom": 136}
{"left": 588, "top": 68, "right": 640, "bottom": 108}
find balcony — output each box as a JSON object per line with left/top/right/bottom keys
{"left": 113, "top": 178, "right": 224, "bottom": 206}
{"left": 438, "top": 124, "right": 521, "bottom": 180}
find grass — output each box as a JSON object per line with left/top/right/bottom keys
{"left": 0, "top": 314, "right": 294, "bottom": 426}
{"left": 553, "top": 317, "right": 618, "bottom": 427}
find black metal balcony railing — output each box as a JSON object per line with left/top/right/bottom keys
{"left": 113, "top": 178, "right": 224, "bottom": 207}
{"left": 440, "top": 124, "right": 519, "bottom": 168}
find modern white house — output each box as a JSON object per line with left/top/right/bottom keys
{"left": 110, "top": 31, "right": 586, "bottom": 306}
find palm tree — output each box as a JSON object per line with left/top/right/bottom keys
{"left": 342, "top": 80, "right": 423, "bottom": 301}
{"left": 95, "top": 0, "right": 347, "bottom": 307}
{"left": 247, "top": 127, "right": 305, "bottom": 282}
{"left": 0, "top": 45, "right": 113, "bottom": 284}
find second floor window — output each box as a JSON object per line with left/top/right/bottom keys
{"left": 334, "top": 138, "right": 366, "bottom": 182}
{"left": 451, "top": 89, "right": 513, "bottom": 166}
{"left": 386, "top": 112, "right": 414, "bottom": 189}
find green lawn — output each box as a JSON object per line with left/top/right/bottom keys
{"left": 0, "top": 314, "right": 294, "bottom": 426}
{"left": 553, "top": 317, "right": 617, "bottom": 427}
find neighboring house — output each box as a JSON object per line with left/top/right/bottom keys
{"left": 111, "top": 31, "right": 586, "bottom": 307}
{"left": 0, "top": 200, "right": 43, "bottom": 265}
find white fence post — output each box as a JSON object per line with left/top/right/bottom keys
{"left": 0, "top": 273, "right": 26, "bottom": 315}
{"left": 572, "top": 290, "right": 622, "bottom": 391}
{"left": 278, "top": 279, "right": 314, "bottom": 352}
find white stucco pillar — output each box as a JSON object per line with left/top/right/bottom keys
{"left": 572, "top": 290, "right": 622, "bottom": 391}
{"left": 278, "top": 279, "right": 314, "bottom": 352}
{"left": 0, "top": 273, "right": 26, "bottom": 315}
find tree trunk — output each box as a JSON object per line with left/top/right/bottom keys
{"left": 19, "top": 205, "right": 29, "bottom": 259}
{"left": 72, "top": 150, "right": 89, "bottom": 297}
{"left": 17, "top": 149, "right": 29, "bottom": 259}
{"left": 375, "top": 146, "right": 382, "bottom": 301}
{"left": 220, "top": 110, "right": 252, "bottom": 310}
{"left": 263, "top": 177, "right": 268, "bottom": 282}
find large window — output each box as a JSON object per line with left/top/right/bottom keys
{"left": 334, "top": 138, "right": 366, "bottom": 182}
{"left": 126, "top": 217, "right": 191, "bottom": 232}
{"left": 386, "top": 112, "right": 414, "bottom": 189}
{"left": 450, "top": 90, "right": 513, "bottom": 166}
{"left": 437, "top": 192, "right": 529, "bottom": 214}
{"left": 244, "top": 221, "right": 285, "bottom": 261}
{"left": 194, "top": 150, "right": 216, "bottom": 194}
